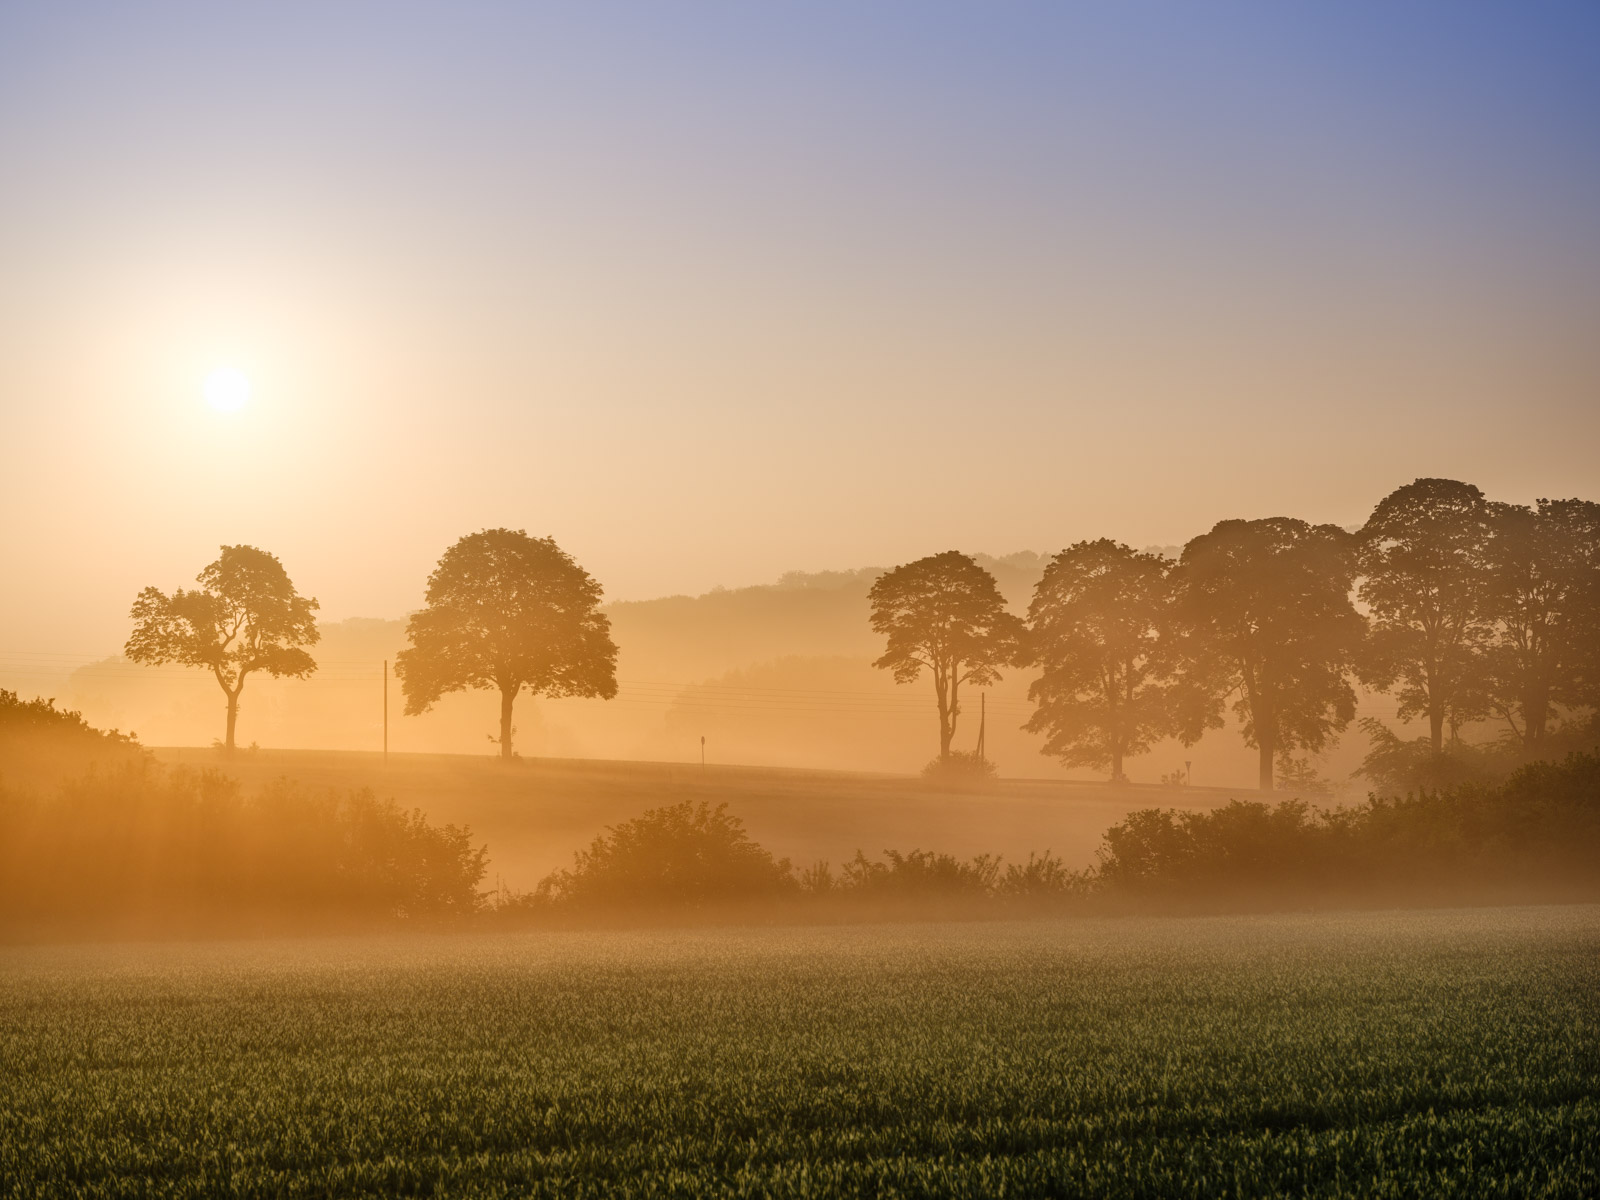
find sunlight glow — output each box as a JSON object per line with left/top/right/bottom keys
{"left": 204, "top": 367, "right": 251, "bottom": 413}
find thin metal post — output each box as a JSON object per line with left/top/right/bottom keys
{"left": 383, "top": 659, "right": 389, "bottom": 766}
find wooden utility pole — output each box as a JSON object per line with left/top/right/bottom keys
{"left": 383, "top": 659, "right": 389, "bottom": 766}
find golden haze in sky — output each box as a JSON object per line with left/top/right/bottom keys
{"left": 1, "top": 5, "right": 1596, "bottom": 750}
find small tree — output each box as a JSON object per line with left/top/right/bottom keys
{"left": 395, "top": 529, "right": 618, "bottom": 759}
{"left": 868, "top": 551, "right": 1024, "bottom": 762}
{"left": 125, "top": 545, "right": 319, "bottom": 750}
{"left": 1025, "top": 540, "right": 1173, "bottom": 783}
{"left": 1356, "top": 478, "right": 1494, "bottom": 757}
{"left": 1171, "top": 518, "right": 1363, "bottom": 791}
{"left": 1481, "top": 497, "right": 1600, "bottom": 752}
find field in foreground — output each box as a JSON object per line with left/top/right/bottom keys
{"left": 3, "top": 907, "right": 1597, "bottom": 1198}
{"left": 150, "top": 747, "right": 1237, "bottom": 889}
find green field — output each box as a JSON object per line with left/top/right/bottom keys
{"left": 150, "top": 747, "right": 1236, "bottom": 889}
{"left": 4, "top": 906, "right": 1596, "bottom": 1197}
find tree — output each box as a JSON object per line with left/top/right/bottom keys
{"left": 1024, "top": 540, "right": 1173, "bottom": 783}
{"left": 868, "top": 551, "right": 1024, "bottom": 763}
{"left": 1355, "top": 478, "right": 1495, "bottom": 756}
{"left": 1171, "top": 518, "right": 1363, "bottom": 791}
{"left": 125, "top": 545, "right": 319, "bottom": 750}
{"left": 1481, "top": 497, "right": 1600, "bottom": 753}
{"left": 395, "top": 529, "right": 618, "bottom": 759}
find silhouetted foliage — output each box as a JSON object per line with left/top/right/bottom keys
{"left": 0, "top": 689, "right": 145, "bottom": 790}
{"left": 1097, "top": 751, "right": 1600, "bottom": 911}
{"left": 1171, "top": 518, "right": 1364, "bottom": 790}
{"left": 999, "top": 851, "right": 1092, "bottom": 900}
{"left": 1025, "top": 539, "right": 1174, "bottom": 782}
{"left": 532, "top": 800, "right": 796, "bottom": 911}
{"left": 1274, "top": 755, "right": 1333, "bottom": 796}
{"left": 396, "top": 529, "right": 618, "bottom": 759}
{"left": 1481, "top": 497, "right": 1600, "bottom": 752}
{"left": 838, "top": 848, "right": 1001, "bottom": 897}
{"left": 1356, "top": 479, "right": 1494, "bottom": 756}
{"left": 125, "top": 545, "right": 319, "bottom": 750}
{"left": 1355, "top": 716, "right": 1508, "bottom": 794}
{"left": 0, "top": 766, "right": 486, "bottom": 938}
{"left": 919, "top": 749, "right": 997, "bottom": 788}
{"left": 868, "top": 551, "right": 1024, "bottom": 761}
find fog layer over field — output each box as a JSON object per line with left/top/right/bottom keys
{"left": 4, "top": 907, "right": 1595, "bottom": 1196}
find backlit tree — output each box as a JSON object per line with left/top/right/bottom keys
{"left": 1356, "top": 478, "right": 1494, "bottom": 756}
{"left": 868, "top": 551, "right": 1024, "bottom": 763}
{"left": 1025, "top": 540, "right": 1174, "bottom": 783}
{"left": 125, "top": 545, "right": 319, "bottom": 750}
{"left": 1171, "top": 518, "right": 1363, "bottom": 791}
{"left": 395, "top": 529, "right": 618, "bottom": 759}
{"left": 1482, "top": 497, "right": 1600, "bottom": 752}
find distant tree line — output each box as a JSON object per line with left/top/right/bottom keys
{"left": 118, "top": 480, "right": 1596, "bottom": 788}
{"left": 869, "top": 479, "right": 1600, "bottom": 789}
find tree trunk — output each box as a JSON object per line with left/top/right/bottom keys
{"left": 934, "top": 671, "right": 954, "bottom": 760}
{"left": 1429, "top": 702, "right": 1445, "bottom": 758}
{"left": 1524, "top": 687, "right": 1550, "bottom": 750}
{"left": 1111, "top": 745, "right": 1124, "bottom": 784}
{"left": 499, "top": 686, "right": 516, "bottom": 759}
{"left": 224, "top": 692, "right": 239, "bottom": 752}
{"left": 1258, "top": 736, "right": 1274, "bottom": 792}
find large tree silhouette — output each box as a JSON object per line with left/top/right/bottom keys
{"left": 1172, "top": 518, "right": 1363, "bottom": 790}
{"left": 1025, "top": 540, "right": 1173, "bottom": 783}
{"left": 1356, "top": 478, "right": 1494, "bottom": 756}
{"left": 395, "top": 529, "right": 618, "bottom": 759}
{"left": 868, "top": 551, "right": 1024, "bottom": 762}
{"left": 125, "top": 545, "right": 319, "bottom": 750}
{"left": 1482, "top": 497, "right": 1600, "bottom": 752}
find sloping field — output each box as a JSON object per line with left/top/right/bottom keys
{"left": 152, "top": 748, "right": 1239, "bottom": 890}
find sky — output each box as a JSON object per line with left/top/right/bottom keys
{"left": 3, "top": 1, "right": 1599, "bottom": 657}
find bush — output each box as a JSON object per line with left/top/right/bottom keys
{"left": 1355, "top": 717, "right": 1509, "bottom": 794}
{"left": 0, "top": 764, "right": 487, "bottom": 938}
{"left": 839, "top": 848, "right": 1001, "bottom": 896}
{"left": 0, "top": 689, "right": 145, "bottom": 791}
{"left": 999, "top": 851, "right": 1092, "bottom": 900}
{"left": 920, "top": 751, "right": 997, "bottom": 789}
{"left": 532, "top": 801, "right": 797, "bottom": 912}
{"left": 1096, "top": 752, "right": 1600, "bottom": 911}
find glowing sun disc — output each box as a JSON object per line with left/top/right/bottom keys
{"left": 205, "top": 367, "right": 251, "bottom": 412}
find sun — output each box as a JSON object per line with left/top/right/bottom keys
{"left": 204, "top": 366, "right": 251, "bottom": 413}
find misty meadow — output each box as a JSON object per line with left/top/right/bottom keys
{"left": 5, "top": 2, "right": 1600, "bottom": 1196}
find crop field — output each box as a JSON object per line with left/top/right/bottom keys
{"left": 149, "top": 747, "right": 1237, "bottom": 889}
{"left": 3, "top": 906, "right": 1597, "bottom": 1198}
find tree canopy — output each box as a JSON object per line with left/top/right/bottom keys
{"left": 868, "top": 551, "right": 1024, "bottom": 762}
{"left": 395, "top": 529, "right": 618, "bottom": 758}
{"left": 1482, "top": 497, "right": 1600, "bottom": 751}
{"left": 1171, "top": 518, "right": 1362, "bottom": 790}
{"left": 1356, "top": 478, "right": 1494, "bottom": 755}
{"left": 125, "top": 545, "right": 319, "bottom": 750}
{"left": 1025, "top": 540, "right": 1173, "bottom": 782}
